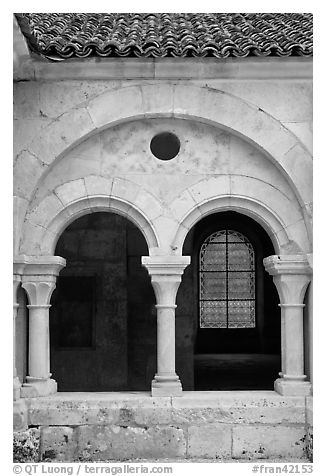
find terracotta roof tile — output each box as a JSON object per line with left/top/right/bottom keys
{"left": 15, "top": 13, "right": 313, "bottom": 60}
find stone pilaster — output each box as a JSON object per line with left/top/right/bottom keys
{"left": 13, "top": 256, "right": 31, "bottom": 401}
{"left": 263, "top": 254, "right": 312, "bottom": 396}
{"left": 142, "top": 256, "right": 190, "bottom": 397}
{"left": 20, "top": 256, "right": 66, "bottom": 397}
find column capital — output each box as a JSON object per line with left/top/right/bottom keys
{"left": 20, "top": 256, "right": 66, "bottom": 306}
{"left": 263, "top": 254, "right": 312, "bottom": 276}
{"left": 19, "top": 255, "right": 66, "bottom": 277}
{"left": 263, "top": 254, "right": 312, "bottom": 305}
{"left": 142, "top": 256, "right": 190, "bottom": 277}
{"left": 142, "top": 256, "right": 190, "bottom": 306}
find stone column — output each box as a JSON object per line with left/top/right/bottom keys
{"left": 263, "top": 254, "right": 312, "bottom": 396}
{"left": 20, "top": 256, "right": 66, "bottom": 397}
{"left": 13, "top": 273, "right": 22, "bottom": 400}
{"left": 142, "top": 256, "right": 190, "bottom": 397}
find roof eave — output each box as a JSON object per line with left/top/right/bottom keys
{"left": 14, "top": 56, "right": 313, "bottom": 82}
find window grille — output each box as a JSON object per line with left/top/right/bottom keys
{"left": 199, "top": 229, "right": 255, "bottom": 328}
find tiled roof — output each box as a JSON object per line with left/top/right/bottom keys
{"left": 15, "top": 13, "right": 313, "bottom": 60}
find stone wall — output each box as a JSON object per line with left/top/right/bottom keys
{"left": 15, "top": 392, "right": 311, "bottom": 462}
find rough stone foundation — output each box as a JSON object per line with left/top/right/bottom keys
{"left": 13, "top": 392, "right": 312, "bottom": 462}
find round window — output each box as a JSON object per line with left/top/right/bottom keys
{"left": 150, "top": 132, "right": 180, "bottom": 161}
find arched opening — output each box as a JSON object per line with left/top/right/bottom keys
{"left": 50, "top": 211, "right": 156, "bottom": 391}
{"left": 178, "top": 211, "right": 281, "bottom": 390}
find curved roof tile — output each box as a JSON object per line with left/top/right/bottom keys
{"left": 15, "top": 13, "right": 313, "bottom": 60}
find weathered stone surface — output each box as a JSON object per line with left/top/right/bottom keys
{"left": 232, "top": 425, "right": 306, "bottom": 459}
{"left": 13, "top": 428, "right": 40, "bottom": 462}
{"left": 14, "top": 150, "right": 48, "bottom": 200}
{"left": 55, "top": 179, "right": 87, "bottom": 205}
{"left": 306, "top": 396, "right": 313, "bottom": 426}
{"left": 13, "top": 399, "right": 28, "bottom": 432}
{"left": 27, "top": 394, "right": 172, "bottom": 427}
{"left": 76, "top": 425, "right": 186, "bottom": 461}
{"left": 40, "top": 426, "right": 76, "bottom": 462}
{"left": 187, "top": 424, "right": 232, "bottom": 459}
{"left": 171, "top": 392, "right": 306, "bottom": 425}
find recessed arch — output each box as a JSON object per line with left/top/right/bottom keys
{"left": 172, "top": 195, "right": 303, "bottom": 256}
{"left": 20, "top": 195, "right": 160, "bottom": 256}
{"left": 18, "top": 83, "right": 312, "bottom": 218}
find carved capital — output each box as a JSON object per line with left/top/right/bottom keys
{"left": 142, "top": 256, "right": 190, "bottom": 306}
{"left": 20, "top": 256, "right": 66, "bottom": 306}
{"left": 22, "top": 280, "right": 56, "bottom": 307}
{"left": 263, "top": 254, "right": 312, "bottom": 305}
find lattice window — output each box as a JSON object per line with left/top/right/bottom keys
{"left": 199, "top": 230, "right": 256, "bottom": 328}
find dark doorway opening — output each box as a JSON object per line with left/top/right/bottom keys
{"left": 178, "top": 211, "right": 281, "bottom": 391}
{"left": 50, "top": 212, "right": 156, "bottom": 391}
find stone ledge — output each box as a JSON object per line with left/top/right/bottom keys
{"left": 26, "top": 391, "right": 306, "bottom": 427}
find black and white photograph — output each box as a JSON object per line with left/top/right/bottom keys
{"left": 11, "top": 4, "right": 316, "bottom": 473}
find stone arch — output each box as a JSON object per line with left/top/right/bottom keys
{"left": 20, "top": 192, "right": 160, "bottom": 256}
{"left": 172, "top": 194, "right": 308, "bottom": 256}
{"left": 20, "top": 83, "right": 312, "bottom": 215}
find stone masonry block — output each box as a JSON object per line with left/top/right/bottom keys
{"left": 306, "top": 397, "right": 313, "bottom": 427}
{"left": 29, "top": 107, "right": 94, "bottom": 166}
{"left": 84, "top": 175, "right": 114, "bottom": 197}
{"left": 132, "top": 188, "right": 163, "bottom": 221}
{"left": 26, "top": 193, "right": 65, "bottom": 228}
{"left": 55, "top": 179, "right": 87, "bottom": 205}
{"left": 40, "top": 426, "right": 76, "bottom": 462}
{"left": 187, "top": 424, "right": 232, "bottom": 459}
{"left": 281, "top": 143, "right": 312, "bottom": 206}
{"left": 141, "top": 83, "right": 174, "bottom": 116}
{"left": 14, "top": 150, "right": 48, "bottom": 200}
{"left": 230, "top": 175, "right": 303, "bottom": 227}
{"left": 232, "top": 425, "right": 307, "bottom": 460}
{"left": 87, "top": 86, "right": 143, "bottom": 129}
{"left": 111, "top": 177, "right": 140, "bottom": 204}
{"left": 76, "top": 425, "right": 186, "bottom": 461}
{"left": 28, "top": 399, "right": 119, "bottom": 427}
{"left": 13, "top": 399, "right": 28, "bottom": 432}
{"left": 170, "top": 189, "right": 198, "bottom": 222}
{"left": 188, "top": 175, "right": 230, "bottom": 204}
{"left": 171, "top": 392, "right": 306, "bottom": 426}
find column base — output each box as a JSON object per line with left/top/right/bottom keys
{"left": 274, "top": 377, "right": 312, "bottom": 396}
{"left": 13, "top": 376, "right": 21, "bottom": 401}
{"left": 20, "top": 377, "right": 57, "bottom": 398}
{"left": 151, "top": 376, "right": 183, "bottom": 397}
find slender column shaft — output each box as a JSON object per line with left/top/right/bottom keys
{"left": 27, "top": 305, "right": 51, "bottom": 379}
{"left": 280, "top": 304, "right": 305, "bottom": 379}
{"left": 156, "top": 305, "right": 177, "bottom": 378}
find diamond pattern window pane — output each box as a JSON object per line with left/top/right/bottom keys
{"left": 228, "top": 300, "right": 255, "bottom": 328}
{"left": 228, "top": 272, "right": 255, "bottom": 300}
{"left": 200, "top": 301, "right": 227, "bottom": 328}
{"left": 228, "top": 243, "right": 254, "bottom": 270}
{"left": 200, "top": 244, "right": 226, "bottom": 271}
{"left": 199, "top": 229, "right": 255, "bottom": 328}
{"left": 200, "top": 272, "right": 227, "bottom": 300}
